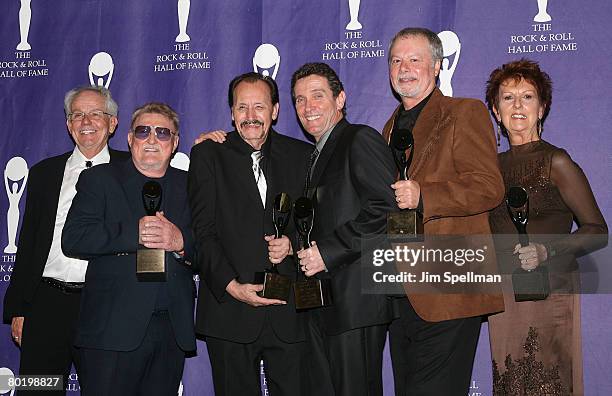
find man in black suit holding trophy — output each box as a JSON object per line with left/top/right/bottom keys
{"left": 292, "top": 63, "right": 397, "bottom": 396}
{"left": 62, "top": 102, "right": 195, "bottom": 395}
{"left": 188, "top": 72, "right": 311, "bottom": 395}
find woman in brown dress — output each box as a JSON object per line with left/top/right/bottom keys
{"left": 484, "top": 59, "right": 607, "bottom": 395}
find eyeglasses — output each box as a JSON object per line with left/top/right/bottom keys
{"left": 132, "top": 125, "right": 176, "bottom": 142}
{"left": 68, "top": 110, "right": 113, "bottom": 122}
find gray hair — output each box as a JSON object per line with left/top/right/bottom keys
{"left": 388, "top": 27, "right": 443, "bottom": 65}
{"left": 64, "top": 86, "right": 118, "bottom": 118}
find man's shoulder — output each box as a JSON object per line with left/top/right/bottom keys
{"left": 273, "top": 131, "right": 312, "bottom": 154}
{"left": 30, "top": 151, "right": 71, "bottom": 172}
{"left": 165, "top": 165, "right": 188, "bottom": 183}
{"left": 109, "top": 149, "right": 130, "bottom": 161}
{"left": 190, "top": 134, "right": 233, "bottom": 158}
{"left": 437, "top": 94, "right": 487, "bottom": 114}
{"left": 341, "top": 120, "right": 383, "bottom": 146}
{"left": 344, "top": 120, "right": 378, "bottom": 134}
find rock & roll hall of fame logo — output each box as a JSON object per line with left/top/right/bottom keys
{"left": 88, "top": 52, "right": 114, "bottom": 88}
{"left": 0, "top": 367, "right": 16, "bottom": 395}
{"left": 437, "top": 30, "right": 461, "bottom": 97}
{"left": 534, "top": 0, "right": 552, "bottom": 22}
{"left": 170, "top": 152, "right": 190, "bottom": 172}
{"left": 175, "top": 0, "right": 191, "bottom": 43}
{"left": 345, "top": 0, "right": 362, "bottom": 31}
{"left": 4, "top": 157, "right": 28, "bottom": 255}
{"left": 16, "top": 0, "right": 32, "bottom": 51}
{"left": 253, "top": 44, "right": 280, "bottom": 80}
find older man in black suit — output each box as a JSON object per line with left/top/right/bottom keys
{"left": 3, "top": 86, "right": 129, "bottom": 395}
{"left": 188, "top": 72, "right": 311, "bottom": 395}
{"left": 62, "top": 102, "right": 195, "bottom": 395}
{"left": 293, "top": 63, "right": 397, "bottom": 396}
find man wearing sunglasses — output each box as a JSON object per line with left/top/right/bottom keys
{"left": 62, "top": 102, "right": 196, "bottom": 395}
{"left": 188, "top": 72, "right": 311, "bottom": 395}
{"left": 3, "top": 86, "right": 129, "bottom": 395}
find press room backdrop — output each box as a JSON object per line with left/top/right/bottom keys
{"left": 1, "top": 1, "right": 611, "bottom": 395}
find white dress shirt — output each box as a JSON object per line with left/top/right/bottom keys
{"left": 42, "top": 146, "right": 111, "bottom": 282}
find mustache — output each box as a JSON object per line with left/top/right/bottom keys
{"left": 240, "top": 119, "right": 264, "bottom": 127}
{"left": 397, "top": 73, "right": 417, "bottom": 80}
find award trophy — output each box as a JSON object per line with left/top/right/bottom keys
{"left": 136, "top": 181, "right": 167, "bottom": 281}
{"left": 507, "top": 186, "right": 549, "bottom": 301}
{"left": 254, "top": 193, "right": 293, "bottom": 300}
{"left": 293, "top": 197, "right": 333, "bottom": 310}
{"left": 387, "top": 128, "right": 424, "bottom": 238}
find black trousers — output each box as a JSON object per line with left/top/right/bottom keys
{"left": 205, "top": 320, "right": 308, "bottom": 396}
{"left": 78, "top": 311, "right": 185, "bottom": 396}
{"left": 18, "top": 281, "right": 81, "bottom": 396}
{"left": 306, "top": 309, "right": 388, "bottom": 396}
{"left": 389, "top": 298, "right": 481, "bottom": 396}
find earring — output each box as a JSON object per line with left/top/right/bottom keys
{"left": 537, "top": 118, "right": 542, "bottom": 137}
{"left": 496, "top": 122, "right": 501, "bottom": 147}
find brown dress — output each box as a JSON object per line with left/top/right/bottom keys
{"left": 487, "top": 140, "right": 607, "bottom": 396}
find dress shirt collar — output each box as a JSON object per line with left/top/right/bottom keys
{"left": 315, "top": 119, "right": 339, "bottom": 154}
{"left": 67, "top": 145, "right": 110, "bottom": 170}
{"left": 396, "top": 90, "right": 434, "bottom": 130}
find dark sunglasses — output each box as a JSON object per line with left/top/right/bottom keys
{"left": 132, "top": 125, "right": 175, "bottom": 141}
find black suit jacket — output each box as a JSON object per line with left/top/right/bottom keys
{"left": 188, "top": 130, "right": 311, "bottom": 343}
{"left": 61, "top": 159, "right": 196, "bottom": 352}
{"left": 308, "top": 119, "right": 397, "bottom": 335}
{"left": 3, "top": 149, "right": 129, "bottom": 323}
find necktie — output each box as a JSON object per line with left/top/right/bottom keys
{"left": 251, "top": 151, "right": 267, "bottom": 207}
{"left": 304, "top": 147, "right": 319, "bottom": 195}
{"left": 85, "top": 160, "right": 93, "bottom": 168}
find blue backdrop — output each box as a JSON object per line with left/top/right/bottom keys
{"left": 1, "top": 1, "right": 610, "bottom": 394}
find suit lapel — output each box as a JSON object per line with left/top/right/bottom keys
{"left": 387, "top": 88, "right": 446, "bottom": 180}
{"left": 228, "top": 133, "right": 266, "bottom": 210}
{"left": 309, "top": 119, "right": 346, "bottom": 190}
{"left": 161, "top": 167, "right": 183, "bottom": 222}
{"left": 118, "top": 160, "right": 148, "bottom": 217}
{"left": 265, "top": 132, "right": 281, "bottom": 210}
{"left": 45, "top": 153, "right": 72, "bottom": 221}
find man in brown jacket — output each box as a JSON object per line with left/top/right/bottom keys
{"left": 383, "top": 27, "right": 504, "bottom": 395}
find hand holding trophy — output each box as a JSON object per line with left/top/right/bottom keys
{"left": 137, "top": 181, "right": 166, "bottom": 281}
{"left": 293, "top": 197, "right": 333, "bottom": 310}
{"left": 507, "top": 186, "right": 550, "bottom": 302}
{"left": 254, "top": 193, "right": 293, "bottom": 300}
{"left": 387, "top": 128, "right": 423, "bottom": 238}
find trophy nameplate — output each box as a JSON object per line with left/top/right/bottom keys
{"left": 294, "top": 278, "right": 333, "bottom": 310}
{"left": 512, "top": 266, "right": 550, "bottom": 302}
{"left": 137, "top": 181, "right": 166, "bottom": 282}
{"left": 293, "top": 196, "right": 333, "bottom": 309}
{"left": 387, "top": 210, "right": 424, "bottom": 238}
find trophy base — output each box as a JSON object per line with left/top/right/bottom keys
{"left": 294, "top": 278, "right": 333, "bottom": 310}
{"left": 387, "top": 210, "right": 424, "bottom": 240}
{"left": 345, "top": 21, "right": 362, "bottom": 31}
{"left": 512, "top": 266, "right": 550, "bottom": 302}
{"left": 533, "top": 13, "right": 552, "bottom": 23}
{"left": 254, "top": 271, "right": 292, "bottom": 301}
{"left": 136, "top": 247, "right": 167, "bottom": 282}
